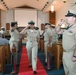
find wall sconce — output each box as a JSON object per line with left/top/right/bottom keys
{"left": 51, "top": 5, "right": 54, "bottom": 12}
{"left": 63, "top": 0, "right": 67, "bottom": 3}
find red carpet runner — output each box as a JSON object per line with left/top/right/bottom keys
{"left": 18, "top": 46, "right": 48, "bottom": 75}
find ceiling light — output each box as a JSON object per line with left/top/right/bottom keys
{"left": 63, "top": 0, "right": 67, "bottom": 3}
{"left": 1, "top": 0, "right": 3, "bottom": 1}
{"left": 1, "top": 1, "right": 5, "bottom": 4}
{"left": 47, "top": 2, "right": 49, "bottom": 4}
{"left": 51, "top": 5, "right": 54, "bottom": 12}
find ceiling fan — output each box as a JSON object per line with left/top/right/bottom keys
{"left": 71, "top": 2, "right": 76, "bottom": 7}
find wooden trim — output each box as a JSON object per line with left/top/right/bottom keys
{"left": 49, "top": 11, "right": 56, "bottom": 25}
{"left": 6, "top": 23, "right": 10, "bottom": 30}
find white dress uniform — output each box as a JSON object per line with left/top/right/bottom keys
{"left": 62, "top": 24, "right": 76, "bottom": 75}
{"left": 23, "top": 29, "right": 40, "bottom": 71}
{"left": 9, "top": 29, "right": 20, "bottom": 64}
{"left": 44, "top": 28, "right": 52, "bottom": 62}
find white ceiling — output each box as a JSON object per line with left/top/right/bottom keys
{"left": 0, "top": 0, "right": 67, "bottom": 12}
{"left": 4, "top": 0, "right": 49, "bottom": 10}
{"left": 45, "top": 0, "right": 65, "bottom": 12}
{"left": 0, "top": 3, "right": 6, "bottom": 10}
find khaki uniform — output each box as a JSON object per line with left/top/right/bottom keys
{"left": 62, "top": 24, "right": 76, "bottom": 75}
{"left": 44, "top": 28, "right": 52, "bottom": 62}
{"left": 52, "top": 28, "right": 58, "bottom": 44}
{"left": 24, "top": 29, "right": 40, "bottom": 71}
{"left": 9, "top": 29, "right": 20, "bottom": 64}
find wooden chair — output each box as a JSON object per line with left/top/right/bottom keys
{"left": 54, "top": 43, "right": 63, "bottom": 69}
{"left": 0, "top": 46, "right": 5, "bottom": 74}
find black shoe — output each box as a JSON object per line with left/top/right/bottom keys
{"left": 44, "top": 62, "right": 47, "bottom": 65}
{"left": 16, "top": 63, "right": 19, "bottom": 67}
{"left": 29, "top": 65, "right": 32, "bottom": 68}
{"left": 47, "top": 68, "right": 52, "bottom": 71}
{"left": 10, "top": 71, "right": 18, "bottom": 75}
{"left": 33, "top": 71, "right": 37, "bottom": 74}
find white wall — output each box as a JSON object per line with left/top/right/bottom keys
{"left": 6, "top": 10, "right": 14, "bottom": 23}
{"left": 1, "top": 10, "right": 14, "bottom": 28}
{"left": 1, "top": 10, "right": 7, "bottom": 28}
{"left": 1, "top": 9, "right": 49, "bottom": 34}
{"left": 14, "top": 9, "right": 37, "bottom": 27}
{"left": 38, "top": 11, "right": 49, "bottom": 34}
{"left": 56, "top": 0, "right": 76, "bottom": 26}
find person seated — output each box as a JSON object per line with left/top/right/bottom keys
{"left": 0, "top": 33, "right": 9, "bottom": 45}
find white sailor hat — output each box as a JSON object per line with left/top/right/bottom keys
{"left": 51, "top": 24, "right": 55, "bottom": 27}
{"left": 45, "top": 23, "right": 50, "bottom": 25}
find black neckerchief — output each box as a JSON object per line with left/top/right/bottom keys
{"left": 42, "top": 30, "right": 45, "bottom": 36}
{"left": 66, "top": 24, "right": 74, "bottom": 30}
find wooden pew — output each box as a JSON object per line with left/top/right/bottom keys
{"left": 47, "top": 44, "right": 56, "bottom": 56}
{"left": 4, "top": 44, "right": 11, "bottom": 64}
{"left": 54, "top": 43, "right": 63, "bottom": 69}
{"left": 0, "top": 46, "right": 5, "bottom": 74}
{"left": 47, "top": 41, "right": 63, "bottom": 69}
{"left": 0, "top": 44, "right": 11, "bottom": 64}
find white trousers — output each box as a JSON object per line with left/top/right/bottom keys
{"left": 44, "top": 41, "right": 49, "bottom": 62}
{"left": 26, "top": 41, "right": 38, "bottom": 71}
{"left": 9, "top": 41, "right": 18, "bottom": 64}
{"left": 63, "top": 51, "right": 76, "bottom": 75}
